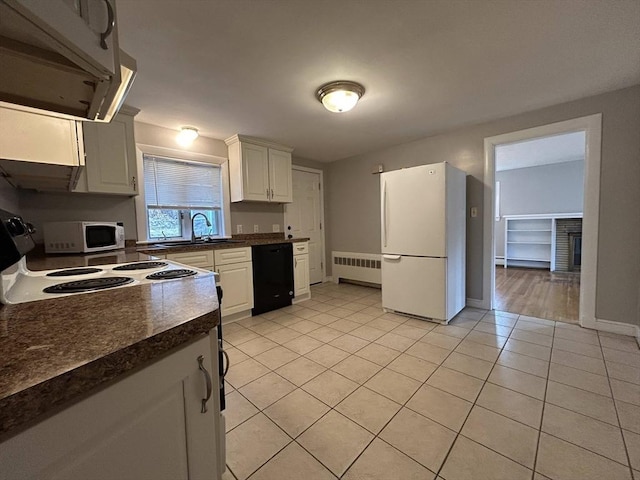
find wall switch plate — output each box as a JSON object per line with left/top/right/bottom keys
{"left": 253, "top": 224, "right": 259, "bottom": 233}
{"left": 236, "top": 224, "right": 243, "bottom": 234}
{"left": 272, "top": 224, "right": 280, "bottom": 232}
{"left": 471, "top": 207, "right": 478, "bottom": 218}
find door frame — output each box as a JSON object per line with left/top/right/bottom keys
{"left": 482, "top": 114, "right": 602, "bottom": 329}
{"left": 287, "top": 165, "right": 328, "bottom": 283}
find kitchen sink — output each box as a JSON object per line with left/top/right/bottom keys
{"left": 153, "top": 239, "right": 245, "bottom": 247}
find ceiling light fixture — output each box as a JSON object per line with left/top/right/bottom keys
{"left": 316, "top": 81, "right": 365, "bottom": 113}
{"left": 176, "top": 127, "right": 199, "bottom": 146}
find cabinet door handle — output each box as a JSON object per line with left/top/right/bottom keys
{"left": 295, "top": 258, "right": 297, "bottom": 267}
{"left": 266, "top": 188, "right": 270, "bottom": 199}
{"left": 197, "top": 355, "right": 213, "bottom": 413}
{"left": 220, "top": 343, "right": 230, "bottom": 378}
{"left": 271, "top": 188, "right": 274, "bottom": 199}
{"left": 100, "top": 0, "right": 115, "bottom": 49}
{"left": 131, "top": 176, "right": 136, "bottom": 189}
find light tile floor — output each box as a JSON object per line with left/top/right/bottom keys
{"left": 221, "top": 282, "right": 640, "bottom": 480}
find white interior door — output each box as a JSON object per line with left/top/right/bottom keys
{"left": 285, "top": 168, "right": 324, "bottom": 284}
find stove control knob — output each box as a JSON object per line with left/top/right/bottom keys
{"left": 6, "top": 217, "right": 26, "bottom": 236}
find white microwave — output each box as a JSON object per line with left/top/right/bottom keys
{"left": 44, "top": 222, "right": 125, "bottom": 254}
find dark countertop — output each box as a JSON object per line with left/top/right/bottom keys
{"left": 137, "top": 234, "right": 309, "bottom": 255}
{"left": 0, "top": 234, "right": 307, "bottom": 438}
{"left": 0, "top": 250, "right": 219, "bottom": 439}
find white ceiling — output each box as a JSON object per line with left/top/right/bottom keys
{"left": 496, "top": 131, "right": 586, "bottom": 171}
{"left": 116, "top": 0, "right": 640, "bottom": 163}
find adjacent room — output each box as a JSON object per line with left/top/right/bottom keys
{"left": 494, "top": 132, "right": 586, "bottom": 322}
{"left": 0, "top": 1, "right": 639, "bottom": 480}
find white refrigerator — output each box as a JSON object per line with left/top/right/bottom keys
{"left": 381, "top": 162, "right": 466, "bottom": 323}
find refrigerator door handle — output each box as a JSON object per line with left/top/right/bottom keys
{"left": 382, "top": 180, "right": 388, "bottom": 247}
{"left": 382, "top": 254, "right": 401, "bottom": 260}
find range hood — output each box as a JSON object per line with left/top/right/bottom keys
{"left": 0, "top": 1, "right": 136, "bottom": 122}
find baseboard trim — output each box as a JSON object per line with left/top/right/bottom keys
{"left": 466, "top": 298, "right": 488, "bottom": 309}
{"left": 495, "top": 257, "right": 505, "bottom": 266}
{"left": 221, "top": 309, "right": 252, "bottom": 324}
{"left": 585, "top": 317, "right": 640, "bottom": 339}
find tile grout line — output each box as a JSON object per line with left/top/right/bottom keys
{"left": 334, "top": 317, "right": 477, "bottom": 478}
{"left": 230, "top": 287, "right": 381, "bottom": 479}
{"left": 530, "top": 321, "right": 556, "bottom": 478}
{"left": 227, "top": 287, "right": 638, "bottom": 479}
{"left": 431, "top": 314, "right": 507, "bottom": 478}
{"left": 432, "top": 311, "right": 549, "bottom": 478}
{"left": 597, "top": 330, "right": 636, "bottom": 479}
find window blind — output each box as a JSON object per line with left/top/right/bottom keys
{"left": 143, "top": 155, "right": 222, "bottom": 209}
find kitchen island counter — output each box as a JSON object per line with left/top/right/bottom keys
{"left": 0, "top": 252, "right": 219, "bottom": 439}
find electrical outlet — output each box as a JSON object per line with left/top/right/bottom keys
{"left": 272, "top": 224, "right": 280, "bottom": 232}
{"left": 236, "top": 224, "right": 243, "bottom": 234}
{"left": 253, "top": 224, "right": 259, "bottom": 233}
{"left": 470, "top": 207, "right": 478, "bottom": 218}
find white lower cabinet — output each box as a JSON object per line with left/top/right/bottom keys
{"left": 214, "top": 248, "right": 253, "bottom": 318}
{"left": 0, "top": 333, "right": 222, "bottom": 480}
{"left": 166, "top": 250, "right": 215, "bottom": 271}
{"left": 216, "top": 261, "right": 254, "bottom": 316}
{"left": 293, "top": 242, "right": 311, "bottom": 303}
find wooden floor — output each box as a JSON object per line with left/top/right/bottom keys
{"left": 495, "top": 267, "right": 580, "bottom": 323}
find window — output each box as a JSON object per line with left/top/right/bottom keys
{"left": 143, "top": 154, "right": 224, "bottom": 240}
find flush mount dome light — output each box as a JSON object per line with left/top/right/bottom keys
{"left": 316, "top": 81, "right": 365, "bottom": 113}
{"left": 176, "top": 127, "right": 199, "bottom": 146}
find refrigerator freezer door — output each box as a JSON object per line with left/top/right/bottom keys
{"left": 382, "top": 255, "right": 447, "bottom": 321}
{"left": 381, "top": 164, "right": 446, "bottom": 257}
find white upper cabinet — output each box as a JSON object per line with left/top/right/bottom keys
{"left": 268, "top": 148, "right": 293, "bottom": 203}
{"left": 225, "top": 135, "right": 293, "bottom": 203}
{"left": 74, "top": 107, "right": 139, "bottom": 195}
{"left": 0, "top": 105, "right": 85, "bottom": 191}
{"left": 0, "top": 0, "right": 136, "bottom": 121}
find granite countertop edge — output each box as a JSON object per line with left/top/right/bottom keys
{"left": 0, "top": 234, "right": 307, "bottom": 438}
{"left": 0, "top": 310, "right": 218, "bottom": 440}
{"left": 137, "top": 236, "right": 310, "bottom": 254}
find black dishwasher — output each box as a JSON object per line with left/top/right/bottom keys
{"left": 251, "top": 243, "right": 294, "bottom": 315}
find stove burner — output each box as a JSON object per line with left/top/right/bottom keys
{"left": 43, "top": 277, "right": 134, "bottom": 294}
{"left": 112, "top": 261, "right": 168, "bottom": 271}
{"left": 46, "top": 268, "right": 103, "bottom": 277}
{"left": 146, "top": 269, "right": 197, "bottom": 280}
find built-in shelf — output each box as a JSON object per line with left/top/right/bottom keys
{"left": 503, "top": 213, "right": 583, "bottom": 270}
{"left": 507, "top": 241, "right": 552, "bottom": 245}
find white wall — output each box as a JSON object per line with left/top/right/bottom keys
{"left": 495, "top": 160, "right": 584, "bottom": 257}
{"left": 326, "top": 85, "right": 640, "bottom": 326}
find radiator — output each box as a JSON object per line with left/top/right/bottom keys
{"left": 332, "top": 251, "right": 382, "bottom": 285}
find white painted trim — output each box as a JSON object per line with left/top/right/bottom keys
{"left": 466, "top": 298, "right": 486, "bottom": 309}
{"left": 588, "top": 318, "right": 640, "bottom": 339}
{"left": 134, "top": 143, "right": 233, "bottom": 241}
{"left": 483, "top": 114, "right": 602, "bottom": 327}
{"left": 495, "top": 257, "right": 505, "bottom": 266}
{"left": 289, "top": 165, "right": 327, "bottom": 286}
{"left": 502, "top": 212, "right": 583, "bottom": 220}
{"left": 324, "top": 276, "right": 333, "bottom": 283}
{"left": 136, "top": 144, "right": 228, "bottom": 165}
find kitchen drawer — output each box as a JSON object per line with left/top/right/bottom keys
{"left": 292, "top": 242, "right": 309, "bottom": 256}
{"left": 166, "top": 251, "right": 214, "bottom": 270}
{"left": 214, "top": 247, "right": 252, "bottom": 266}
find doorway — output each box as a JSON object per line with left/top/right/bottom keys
{"left": 483, "top": 114, "right": 602, "bottom": 329}
{"left": 284, "top": 166, "right": 326, "bottom": 284}
{"left": 493, "top": 131, "right": 585, "bottom": 322}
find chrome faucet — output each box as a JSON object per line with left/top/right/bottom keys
{"left": 191, "top": 213, "right": 211, "bottom": 242}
